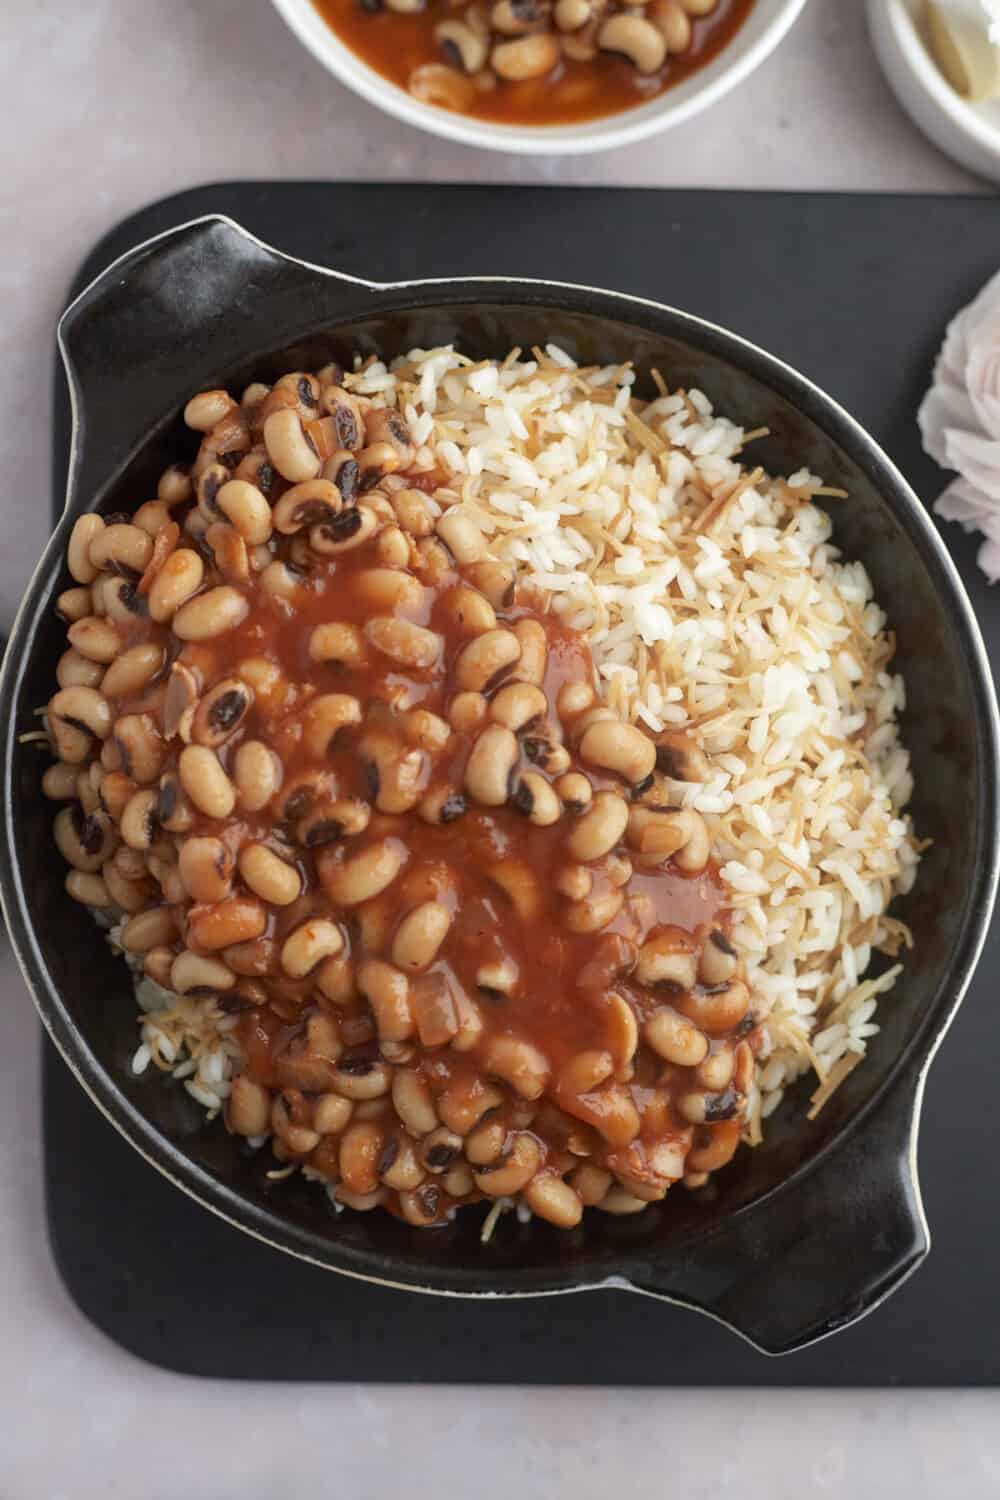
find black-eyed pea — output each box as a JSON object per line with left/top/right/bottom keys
{"left": 119, "top": 789, "right": 159, "bottom": 851}
{"left": 373, "top": 525, "right": 412, "bottom": 570}
{"left": 523, "top": 1174, "right": 583, "bottom": 1228}
{"left": 309, "top": 503, "right": 380, "bottom": 555}
{"left": 103, "top": 861, "right": 150, "bottom": 912}
{"left": 464, "top": 559, "right": 515, "bottom": 609}
{"left": 653, "top": 728, "right": 711, "bottom": 782}
{"left": 565, "top": 889, "right": 624, "bottom": 935}
{"left": 437, "top": 1077, "right": 504, "bottom": 1136}
{"left": 563, "top": 1084, "right": 640, "bottom": 1147}
{"left": 315, "top": 953, "right": 357, "bottom": 1006}
{"left": 114, "top": 713, "right": 164, "bottom": 785}
{"left": 112, "top": 845, "right": 147, "bottom": 881}
{"left": 636, "top": 926, "right": 698, "bottom": 989}
{"left": 262, "top": 408, "right": 320, "bottom": 484}
{"left": 390, "top": 487, "right": 434, "bottom": 536}
{"left": 556, "top": 681, "right": 596, "bottom": 723}
{"left": 579, "top": 718, "right": 656, "bottom": 786}
{"left": 697, "top": 1046, "right": 735, "bottom": 1092}
{"left": 56, "top": 587, "right": 93, "bottom": 623}
{"left": 147, "top": 554, "right": 201, "bottom": 623}
{"left": 309, "top": 621, "right": 366, "bottom": 667}
{"left": 555, "top": 0, "right": 590, "bottom": 26}
{"left": 554, "top": 863, "right": 592, "bottom": 901}
{"left": 435, "top": 16, "right": 489, "bottom": 70}
{"left": 566, "top": 790, "right": 629, "bottom": 863}
{"left": 155, "top": 772, "right": 194, "bottom": 835}
{"left": 65, "top": 871, "right": 112, "bottom": 907}
{"left": 391, "top": 1068, "right": 438, "bottom": 1136}
{"left": 353, "top": 567, "right": 426, "bottom": 615}
{"left": 598, "top": 12, "right": 667, "bottom": 69}
{"left": 172, "top": 585, "right": 249, "bottom": 642}
{"left": 101, "top": 643, "right": 165, "bottom": 700}
{"left": 399, "top": 708, "right": 451, "bottom": 755}
{"left": 192, "top": 678, "right": 253, "bottom": 750}
{"left": 357, "top": 958, "right": 414, "bottom": 1042}
{"left": 510, "top": 770, "right": 561, "bottom": 827}
{"left": 491, "top": 0, "right": 548, "bottom": 30}
{"left": 170, "top": 949, "right": 235, "bottom": 995}
{"left": 448, "top": 691, "right": 488, "bottom": 734}
{"left": 442, "top": 583, "right": 497, "bottom": 638}
{"left": 157, "top": 463, "right": 193, "bottom": 505}
{"left": 364, "top": 616, "right": 443, "bottom": 672}
{"left": 67, "top": 514, "right": 104, "bottom": 584}
{"left": 391, "top": 901, "right": 452, "bottom": 973}
{"left": 272, "top": 478, "right": 342, "bottom": 535}
{"left": 299, "top": 798, "right": 371, "bottom": 848}
{"left": 511, "top": 620, "right": 547, "bottom": 685}
{"left": 331, "top": 1057, "right": 392, "bottom": 1102}
{"left": 120, "top": 904, "right": 177, "bottom": 953}
{"left": 321, "top": 839, "right": 406, "bottom": 906}
{"left": 184, "top": 389, "right": 236, "bottom": 432}
{"left": 492, "top": 31, "right": 560, "bottom": 78}
{"left": 380, "top": 1136, "right": 425, "bottom": 1190}
{"left": 644, "top": 1008, "right": 708, "bottom": 1067}
{"left": 238, "top": 843, "right": 302, "bottom": 906}
{"left": 132, "top": 499, "right": 173, "bottom": 537}
{"left": 281, "top": 919, "right": 344, "bottom": 978}
{"left": 677, "top": 1087, "right": 740, "bottom": 1126}
{"left": 88, "top": 522, "right": 153, "bottom": 575}
{"left": 597, "top": 1186, "right": 651, "bottom": 1215}
{"left": 455, "top": 629, "right": 521, "bottom": 692}
{"left": 56, "top": 648, "right": 104, "bottom": 690}
{"left": 435, "top": 509, "right": 486, "bottom": 564}
{"left": 178, "top": 745, "right": 235, "bottom": 818}
{"left": 442, "top": 1162, "right": 475, "bottom": 1198}
{"left": 465, "top": 724, "right": 519, "bottom": 807}
{"left": 188, "top": 896, "right": 267, "bottom": 952}
{"left": 228, "top": 1075, "right": 272, "bottom": 1137}
{"left": 142, "top": 946, "right": 175, "bottom": 986}
{"left": 677, "top": 979, "right": 751, "bottom": 1036}
{"left": 490, "top": 681, "right": 546, "bottom": 732}
{"left": 67, "top": 616, "right": 121, "bottom": 665}
{"left": 570, "top": 1163, "right": 613, "bottom": 1206}
{"left": 699, "top": 929, "right": 739, "bottom": 986}
{"left": 473, "top": 1132, "right": 541, "bottom": 1197}
{"left": 337, "top": 1120, "right": 384, "bottom": 1194}
{"left": 397, "top": 1182, "right": 444, "bottom": 1225}
{"left": 418, "top": 785, "right": 468, "bottom": 827}
{"left": 558, "top": 1049, "right": 614, "bottom": 1097}
{"left": 419, "top": 1126, "right": 464, "bottom": 1175}
{"left": 483, "top": 1035, "right": 550, "bottom": 1100}
{"left": 604, "top": 991, "right": 639, "bottom": 1078}
{"left": 733, "top": 1040, "right": 754, "bottom": 1095}
{"left": 312, "top": 1092, "right": 353, "bottom": 1136}
{"left": 42, "top": 761, "right": 80, "bottom": 800}
{"left": 647, "top": 0, "right": 691, "bottom": 51}
{"left": 687, "top": 1118, "right": 742, "bottom": 1175}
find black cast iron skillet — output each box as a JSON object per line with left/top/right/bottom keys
{"left": 2, "top": 216, "right": 997, "bottom": 1356}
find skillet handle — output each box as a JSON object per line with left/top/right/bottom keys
{"left": 56, "top": 215, "right": 375, "bottom": 519}
{"left": 631, "top": 1073, "right": 927, "bottom": 1355}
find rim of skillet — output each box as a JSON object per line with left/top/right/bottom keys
{"left": 2, "top": 214, "right": 998, "bottom": 1298}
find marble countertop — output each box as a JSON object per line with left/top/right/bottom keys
{"left": 3, "top": 1, "right": 997, "bottom": 1495}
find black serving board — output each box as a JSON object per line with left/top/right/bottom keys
{"left": 45, "top": 183, "right": 1000, "bottom": 1384}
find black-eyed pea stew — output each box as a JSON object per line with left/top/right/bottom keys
{"left": 42, "top": 360, "right": 764, "bottom": 1232}
{"left": 311, "top": 0, "right": 755, "bottom": 126}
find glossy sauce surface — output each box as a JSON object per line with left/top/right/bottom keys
{"left": 311, "top": 0, "right": 757, "bottom": 126}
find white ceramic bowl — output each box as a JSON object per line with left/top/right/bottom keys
{"left": 270, "top": 0, "right": 807, "bottom": 154}
{"left": 868, "top": 0, "right": 1000, "bottom": 183}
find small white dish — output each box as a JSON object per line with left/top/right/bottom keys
{"left": 868, "top": 0, "right": 1000, "bottom": 182}
{"left": 270, "top": 0, "right": 807, "bottom": 156}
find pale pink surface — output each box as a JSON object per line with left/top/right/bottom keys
{"left": 2, "top": 1, "right": 998, "bottom": 1495}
